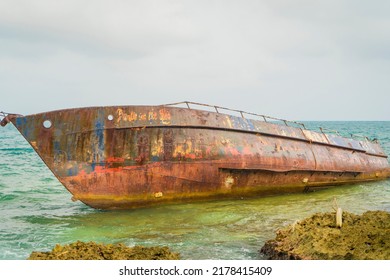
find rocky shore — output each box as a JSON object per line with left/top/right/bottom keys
{"left": 28, "top": 241, "right": 180, "bottom": 260}
{"left": 260, "top": 210, "right": 390, "bottom": 260}
{"left": 28, "top": 211, "right": 389, "bottom": 260}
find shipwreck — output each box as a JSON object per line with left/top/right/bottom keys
{"left": 1, "top": 101, "right": 389, "bottom": 209}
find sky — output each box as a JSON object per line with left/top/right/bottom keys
{"left": 0, "top": 0, "right": 389, "bottom": 120}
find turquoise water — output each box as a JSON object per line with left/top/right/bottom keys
{"left": 0, "top": 122, "right": 389, "bottom": 260}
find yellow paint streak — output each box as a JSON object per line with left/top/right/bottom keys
{"left": 184, "top": 139, "right": 193, "bottom": 154}
{"left": 226, "top": 116, "right": 233, "bottom": 128}
{"left": 148, "top": 111, "right": 158, "bottom": 121}
{"left": 139, "top": 113, "right": 147, "bottom": 121}
{"left": 174, "top": 145, "right": 184, "bottom": 156}
{"left": 117, "top": 108, "right": 137, "bottom": 122}
{"left": 150, "top": 134, "right": 163, "bottom": 157}
{"left": 159, "top": 109, "right": 171, "bottom": 125}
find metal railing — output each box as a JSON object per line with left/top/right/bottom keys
{"left": 320, "top": 127, "right": 341, "bottom": 136}
{"left": 163, "top": 101, "right": 376, "bottom": 142}
{"left": 164, "top": 101, "right": 306, "bottom": 129}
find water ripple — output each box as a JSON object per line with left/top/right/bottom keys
{"left": 0, "top": 122, "right": 389, "bottom": 259}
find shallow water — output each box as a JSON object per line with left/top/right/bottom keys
{"left": 0, "top": 121, "right": 389, "bottom": 260}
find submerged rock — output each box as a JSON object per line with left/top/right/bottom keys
{"left": 260, "top": 210, "right": 390, "bottom": 260}
{"left": 28, "top": 241, "right": 180, "bottom": 260}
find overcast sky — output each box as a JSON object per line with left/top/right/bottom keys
{"left": 0, "top": 0, "right": 389, "bottom": 120}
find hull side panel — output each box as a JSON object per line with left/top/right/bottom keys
{"left": 9, "top": 106, "right": 390, "bottom": 209}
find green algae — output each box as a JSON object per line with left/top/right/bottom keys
{"left": 28, "top": 241, "right": 180, "bottom": 260}
{"left": 260, "top": 210, "right": 390, "bottom": 260}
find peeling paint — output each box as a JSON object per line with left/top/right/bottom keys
{"left": 1, "top": 104, "right": 389, "bottom": 210}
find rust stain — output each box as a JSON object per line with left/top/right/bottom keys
{"left": 1, "top": 103, "right": 389, "bottom": 210}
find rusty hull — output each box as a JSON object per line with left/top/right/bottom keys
{"left": 2, "top": 104, "right": 390, "bottom": 209}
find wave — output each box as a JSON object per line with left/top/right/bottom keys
{"left": 0, "top": 194, "right": 18, "bottom": 202}
{"left": 0, "top": 147, "right": 33, "bottom": 151}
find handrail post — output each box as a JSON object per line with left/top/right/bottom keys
{"left": 320, "top": 127, "right": 331, "bottom": 144}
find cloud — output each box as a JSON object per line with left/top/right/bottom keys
{"left": 0, "top": 1, "right": 203, "bottom": 58}
{"left": 0, "top": 0, "right": 389, "bottom": 120}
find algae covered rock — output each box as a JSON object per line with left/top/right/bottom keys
{"left": 28, "top": 241, "right": 180, "bottom": 260}
{"left": 260, "top": 210, "right": 390, "bottom": 260}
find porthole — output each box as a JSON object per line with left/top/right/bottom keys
{"left": 107, "top": 114, "right": 114, "bottom": 121}
{"left": 43, "top": 120, "right": 52, "bottom": 129}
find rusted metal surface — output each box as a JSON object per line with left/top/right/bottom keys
{"left": 1, "top": 103, "right": 390, "bottom": 209}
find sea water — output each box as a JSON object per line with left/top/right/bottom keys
{"left": 0, "top": 122, "right": 389, "bottom": 260}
